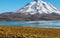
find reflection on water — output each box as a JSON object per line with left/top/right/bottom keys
{"left": 0, "top": 20, "right": 60, "bottom": 28}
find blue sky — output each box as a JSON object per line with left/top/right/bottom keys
{"left": 0, "top": 0, "right": 60, "bottom": 13}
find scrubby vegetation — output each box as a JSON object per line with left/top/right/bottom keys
{"left": 0, "top": 26, "right": 60, "bottom": 38}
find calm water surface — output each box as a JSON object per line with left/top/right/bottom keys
{"left": 0, "top": 20, "right": 60, "bottom": 28}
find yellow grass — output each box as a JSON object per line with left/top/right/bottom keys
{"left": 0, "top": 26, "right": 60, "bottom": 38}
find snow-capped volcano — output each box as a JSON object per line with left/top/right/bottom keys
{"left": 0, "top": 0, "right": 60, "bottom": 21}
{"left": 16, "top": 0, "right": 60, "bottom": 15}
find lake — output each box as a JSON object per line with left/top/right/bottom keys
{"left": 0, "top": 20, "right": 60, "bottom": 28}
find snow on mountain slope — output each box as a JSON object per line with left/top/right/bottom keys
{"left": 16, "top": 0, "right": 60, "bottom": 15}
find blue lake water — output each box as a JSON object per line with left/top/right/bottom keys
{"left": 0, "top": 20, "right": 60, "bottom": 28}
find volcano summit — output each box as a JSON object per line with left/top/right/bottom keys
{"left": 0, "top": 0, "right": 60, "bottom": 21}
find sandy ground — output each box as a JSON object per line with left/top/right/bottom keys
{"left": 0, "top": 26, "right": 60, "bottom": 38}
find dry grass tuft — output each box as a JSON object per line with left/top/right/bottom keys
{"left": 0, "top": 26, "right": 60, "bottom": 38}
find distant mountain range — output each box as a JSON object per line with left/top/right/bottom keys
{"left": 0, "top": 0, "right": 60, "bottom": 21}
